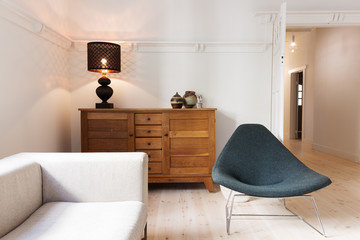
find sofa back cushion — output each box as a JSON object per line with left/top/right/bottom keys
{"left": 0, "top": 157, "right": 42, "bottom": 238}
{"left": 14, "top": 152, "right": 148, "bottom": 204}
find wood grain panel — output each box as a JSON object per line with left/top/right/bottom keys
{"left": 136, "top": 125, "right": 162, "bottom": 137}
{"left": 170, "top": 119, "right": 208, "bottom": 131}
{"left": 170, "top": 138, "right": 209, "bottom": 149}
{"left": 171, "top": 156, "right": 209, "bottom": 168}
{"left": 136, "top": 138, "right": 162, "bottom": 149}
{"left": 136, "top": 150, "right": 162, "bottom": 162}
{"left": 170, "top": 148, "right": 210, "bottom": 155}
{"left": 148, "top": 162, "right": 162, "bottom": 174}
{"left": 170, "top": 167, "right": 210, "bottom": 175}
{"left": 88, "top": 119, "right": 128, "bottom": 131}
{"left": 135, "top": 114, "right": 162, "bottom": 125}
{"left": 169, "top": 131, "right": 208, "bottom": 138}
{"left": 88, "top": 112, "right": 128, "bottom": 119}
{"left": 88, "top": 139, "right": 128, "bottom": 151}
{"left": 88, "top": 131, "right": 128, "bottom": 139}
{"left": 169, "top": 111, "right": 209, "bottom": 119}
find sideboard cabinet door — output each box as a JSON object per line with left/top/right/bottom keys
{"left": 81, "top": 111, "right": 135, "bottom": 152}
{"left": 162, "top": 110, "right": 216, "bottom": 192}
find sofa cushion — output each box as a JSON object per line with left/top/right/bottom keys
{"left": 12, "top": 152, "right": 148, "bottom": 204}
{"left": 0, "top": 158, "right": 42, "bottom": 238}
{"left": 0, "top": 201, "right": 146, "bottom": 240}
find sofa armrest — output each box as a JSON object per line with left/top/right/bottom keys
{"left": 0, "top": 157, "right": 42, "bottom": 238}
{"left": 12, "top": 152, "right": 148, "bottom": 205}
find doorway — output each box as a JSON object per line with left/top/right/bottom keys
{"left": 290, "top": 70, "right": 303, "bottom": 140}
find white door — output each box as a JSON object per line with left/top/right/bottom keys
{"left": 271, "top": 2, "right": 286, "bottom": 141}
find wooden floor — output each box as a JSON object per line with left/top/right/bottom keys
{"left": 147, "top": 140, "right": 360, "bottom": 239}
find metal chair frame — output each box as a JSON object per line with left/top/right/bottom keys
{"left": 225, "top": 190, "right": 326, "bottom": 236}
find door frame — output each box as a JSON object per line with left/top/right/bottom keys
{"left": 270, "top": 2, "right": 287, "bottom": 141}
{"left": 288, "top": 65, "right": 306, "bottom": 140}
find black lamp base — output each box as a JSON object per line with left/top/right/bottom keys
{"left": 96, "top": 102, "right": 114, "bottom": 109}
{"left": 95, "top": 76, "right": 114, "bottom": 109}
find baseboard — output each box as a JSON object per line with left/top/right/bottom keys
{"left": 312, "top": 143, "right": 360, "bottom": 163}
{"left": 302, "top": 138, "right": 313, "bottom": 145}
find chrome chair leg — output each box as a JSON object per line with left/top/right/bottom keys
{"left": 225, "top": 190, "right": 233, "bottom": 235}
{"left": 225, "top": 191, "right": 250, "bottom": 235}
{"left": 224, "top": 193, "right": 326, "bottom": 236}
{"left": 284, "top": 195, "right": 326, "bottom": 236}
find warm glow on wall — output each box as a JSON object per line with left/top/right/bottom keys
{"left": 290, "top": 34, "right": 297, "bottom": 53}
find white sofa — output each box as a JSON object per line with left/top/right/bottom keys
{"left": 0, "top": 152, "right": 148, "bottom": 240}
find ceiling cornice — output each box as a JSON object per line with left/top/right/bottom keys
{"left": 0, "top": 0, "right": 72, "bottom": 49}
{"left": 72, "top": 41, "right": 270, "bottom": 53}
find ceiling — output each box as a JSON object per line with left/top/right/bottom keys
{"left": 8, "top": 0, "right": 360, "bottom": 41}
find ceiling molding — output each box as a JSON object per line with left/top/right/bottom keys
{"left": 0, "top": 0, "right": 72, "bottom": 49}
{"left": 256, "top": 11, "right": 360, "bottom": 26}
{"left": 72, "top": 41, "right": 270, "bottom": 53}
{"left": 0, "top": 0, "right": 270, "bottom": 54}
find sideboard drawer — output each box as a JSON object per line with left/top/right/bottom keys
{"left": 136, "top": 125, "right": 162, "bottom": 137}
{"left": 136, "top": 150, "right": 162, "bottom": 162}
{"left": 148, "top": 162, "right": 162, "bottom": 174}
{"left": 136, "top": 138, "right": 162, "bottom": 149}
{"left": 135, "top": 114, "right": 162, "bottom": 125}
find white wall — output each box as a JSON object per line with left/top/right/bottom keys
{"left": 312, "top": 27, "right": 360, "bottom": 162}
{"left": 66, "top": 0, "right": 271, "bottom": 42}
{"left": 8, "top": 0, "right": 69, "bottom": 35}
{"left": 0, "top": 16, "right": 71, "bottom": 158}
{"left": 284, "top": 30, "right": 317, "bottom": 143}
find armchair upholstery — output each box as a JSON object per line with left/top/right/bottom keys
{"left": 212, "top": 124, "right": 331, "bottom": 235}
{"left": 212, "top": 124, "right": 331, "bottom": 197}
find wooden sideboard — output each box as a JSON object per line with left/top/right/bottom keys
{"left": 79, "top": 108, "right": 216, "bottom": 192}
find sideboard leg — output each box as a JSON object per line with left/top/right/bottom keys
{"left": 204, "top": 178, "right": 215, "bottom": 192}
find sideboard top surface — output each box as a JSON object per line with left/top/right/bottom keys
{"left": 79, "top": 108, "right": 217, "bottom": 112}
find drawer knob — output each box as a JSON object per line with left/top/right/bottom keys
{"left": 147, "top": 142, "right": 151, "bottom": 146}
{"left": 129, "top": 133, "right": 133, "bottom": 137}
{"left": 148, "top": 155, "right": 151, "bottom": 158}
{"left": 164, "top": 133, "right": 168, "bottom": 136}
{"left": 147, "top": 117, "right": 151, "bottom": 120}
{"left": 148, "top": 167, "right": 151, "bottom": 171}
{"left": 147, "top": 130, "right": 151, "bottom": 133}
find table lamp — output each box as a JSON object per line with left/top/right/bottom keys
{"left": 87, "top": 42, "right": 121, "bottom": 108}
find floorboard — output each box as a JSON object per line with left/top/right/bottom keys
{"left": 147, "top": 140, "right": 360, "bottom": 239}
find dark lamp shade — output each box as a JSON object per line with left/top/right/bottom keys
{"left": 87, "top": 42, "right": 121, "bottom": 73}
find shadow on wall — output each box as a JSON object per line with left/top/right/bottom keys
{"left": 68, "top": 44, "right": 163, "bottom": 108}
{"left": 215, "top": 111, "right": 237, "bottom": 159}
